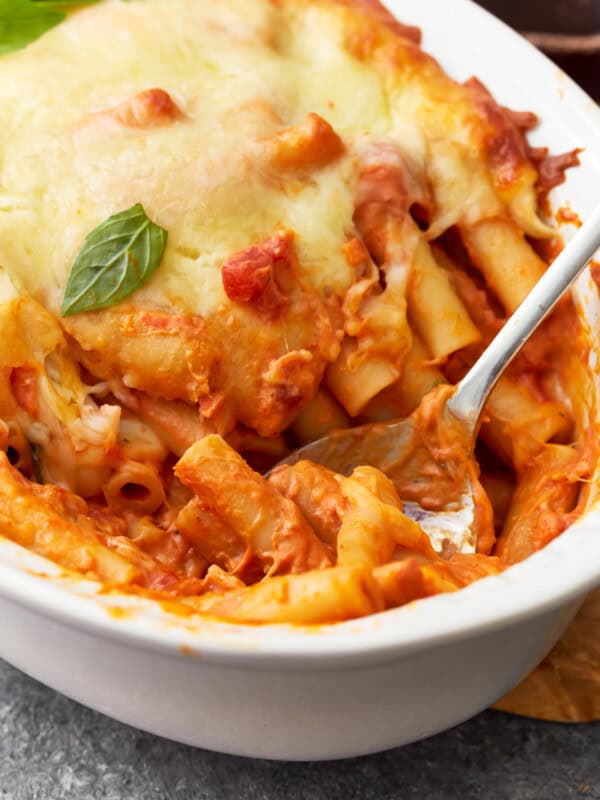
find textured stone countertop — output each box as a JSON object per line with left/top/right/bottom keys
{"left": 1, "top": 658, "right": 598, "bottom": 800}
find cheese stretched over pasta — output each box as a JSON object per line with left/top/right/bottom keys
{"left": 0, "top": 0, "right": 591, "bottom": 625}
{"left": 0, "top": 0, "right": 561, "bottom": 429}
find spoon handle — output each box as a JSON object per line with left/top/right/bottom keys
{"left": 447, "top": 204, "right": 600, "bottom": 429}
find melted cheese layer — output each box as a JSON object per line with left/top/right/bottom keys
{"left": 0, "top": 0, "right": 545, "bottom": 309}
{"left": 0, "top": 0, "right": 396, "bottom": 315}
{"left": 0, "top": 0, "right": 551, "bottom": 439}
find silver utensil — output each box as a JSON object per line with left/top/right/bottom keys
{"left": 273, "top": 205, "right": 600, "bottom": 554}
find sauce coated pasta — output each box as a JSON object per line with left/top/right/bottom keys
{"left": 0, "top": 0, "right": 593, "bottom": 624}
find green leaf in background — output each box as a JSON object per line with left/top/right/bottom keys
{"left": 31, "top": 1, "right": 98, "bottom": 4}
{"left": 61, "top": 204, "right": 168, "bottom": 317}
{"left": 0, "top": 0, "right": 99, "bottom": 55}
{"left": 0, "top": 0, "right": 63, "bottom": 54}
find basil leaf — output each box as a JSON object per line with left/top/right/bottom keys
{"left": 0, "top": 1, "right": 99, "bottom": 56}
{"left": 61, "top": 204, "right": 168, "bottom": 317}
{"left": 32, "top": 1, "right": 97, "bottom": 4}
{"left": 0, "top": 0, "right": 63, "bottom": 54}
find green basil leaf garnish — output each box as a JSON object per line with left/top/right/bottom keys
{"left": 61, "top": 203, "right": 168, "bottom": 317}
{"left": 30, "top": 1, "right": 98, "bottom": 6}
{"left": 0, "top": 1, "right": 100, "bottom": 56}
{"left": 0, "top": 0, "right": 63, "bottom": 54}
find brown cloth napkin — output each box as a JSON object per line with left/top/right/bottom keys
{"left": 494, "top": 588, "right": 600, "bottom": 721}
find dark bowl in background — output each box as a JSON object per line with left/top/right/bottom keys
{"left": 475, "top": 0, "right": 600, "bottom": 100}
{"left": 477, "top": 0, "right": 600, "bottom": 37}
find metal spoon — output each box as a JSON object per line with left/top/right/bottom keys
{"left": 273, "top": 205, "right": 600, "bottom": 554}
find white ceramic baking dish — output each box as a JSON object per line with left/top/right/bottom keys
{"left": 1, "top": 0, "right": 600, "bottom": 761}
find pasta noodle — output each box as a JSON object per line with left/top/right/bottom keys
{"left": 408, "top": 239, "right": 480, "bottom": 359}
{"left": 189, "top": 566, "right": 385, "bottom": 625}
{"left": 360, "top": 336, "right": 446, "bottom": 422}
{"left": 461, "top": 218, "right": 547, "bottom": 313}
{"left": 175, "top": 436, "right": 332, "bottom": 580}
{"left": 0, "top": 0, "right": 591, "bottom": 625}
{"left": 103, "top": 461, "right": 166, "bottom": 515}
{"left": 481, "top": 378, "right": 572, "bottom": 469}
{"left": 291, "top": 389, "right": 350, "bottom": 445}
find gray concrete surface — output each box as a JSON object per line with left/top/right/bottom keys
{"left": 0, "top": 658, "right": 598, "bottom": 799}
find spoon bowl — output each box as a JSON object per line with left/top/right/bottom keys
{"left": 274, "top": 204, "right": 600, "bottom": 554}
